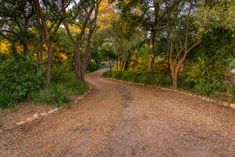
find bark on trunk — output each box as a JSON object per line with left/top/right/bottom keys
{"left": 170, "top": 63, "right": 180, "bottom": 89}
{"left": 45, "top": 41, "right": 52, "bottom": 88}
{"left": 10, "top": 41, "right": 19, "bottom": 61}
{"left": 108, "top": 58, "right": 112, "bottom": 71}
{"left": 37, "top": 30, "right": 44, "bottom": 64}
{"left": 148, "top": 30, "right": 155, "bottom": 71}
{"left": 74, "top": 47, "right": 85, "bottom": 82}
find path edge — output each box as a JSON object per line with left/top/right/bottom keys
{"left": 105, "top": 77, "right": 235, "bottom": 110}
{"left": 0, "top": 83, "right": 93, "bottom": 134}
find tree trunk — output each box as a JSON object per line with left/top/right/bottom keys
{"left": 170, "top": 63, "right": 180, "bottom": 89}
{"left": 73, "top": 47, "right": 86, "bottom": 82}
{"left": 45, "top": 41, "right": 52, "bottom": 88}
{"left": 22, "top": 42, "right": 29, "bottom": 60}
{"left": 78, "top": 66, "right": 85, "bottom": 82}
{"left": 37, "top": 30, "right": 44, "bottom": 64}
{"left": 10, "top": 41, "right": 19, "bottom": 61}
{"left": 108, "top": 58, "right": 112, "bottom": 71}
{"left": 172, "top": 70, "right": 178, "bottom": 89}
{"left": 148, "top": 30, "right": 155, "bottom": 71}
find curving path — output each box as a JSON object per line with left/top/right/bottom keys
{"left": 1, "top": 70, "right": 235, "bottom": 157}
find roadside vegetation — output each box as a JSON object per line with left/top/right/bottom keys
{"left": 102, "top": 0, "right": 235, "bottom": 102}
{"left": 0, "top": 0, "right": 235, "bottom": 108}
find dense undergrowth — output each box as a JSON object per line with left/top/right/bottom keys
{"left": 0, "top": 57, "right": 90, "bottom": 109}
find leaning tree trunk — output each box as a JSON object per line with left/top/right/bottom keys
{"left": 148, "top": 30, "right": 155, "bottom": 71}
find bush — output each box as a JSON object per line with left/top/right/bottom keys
{"left": 32, "top": 84, "right": 70, "bottom": 107}
{"left": 33, "top": 66, "right": 89, "bottom": 107}
{"left": 192, "top": 79, "right": 225, "bottom": 97}
{"left": 228, "top": 85, "right": 235, "bottom": 101}
{"left": 86, "top": 62, "right": 100, "bottom": 73}
{"left": 103, "top": 70, "right": 113, "bottom": 78}
{"left": 0, "top": 57, "right": 43, "bottom": 108}
{"left": 52, "top": 65, "right": 89, "bottom": 95}
{"left": 64, "top": 78, "right": 89, "bottom": 95}
{"left": 51, "top": 64, "right": 72, "bottom": 83}
{"left": 0, "top": 92, "right": 17, "bottom": 108}
{"left": 111, "top": 71, "right": 123, "bottom": 79}
{"left": 103, "top": 70, "right": 172, "bottom": 87}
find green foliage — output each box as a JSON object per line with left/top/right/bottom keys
{"left": 32, "top": 65, "right": 89, "bottom": 107}
{"left": 64, "top": 77, "right": 89, "bottom": 95}
{"left": 86, "top": 62, "right": 100, "bottom": 73}
{"left": 51, "top": 64, "right": 72, "bottom": 83}
{"left": 103, "top": 70, "right": 113, "bottom": 78}
{"left": 192, "top": 79, "right": 225, "bottom": 97}
{"left": 180, "top": 27, "right": 234, "bottom": 99}
{"left": 104, "top": 70, "right": 172, "bottom": 87}
{"left": 227, "top": 85, "right": 235, "bottom": 101}
{"left": 51, "top": 65, "right": 89, "bottom": 94}
{"left": 0, "top": 92, "right": 17, "bottom": 108}
{"left": 0, "top": 57, "right": 43, "bottom": 108}
{"left": 32, "top": 84, "right": 70, "bottom": 107}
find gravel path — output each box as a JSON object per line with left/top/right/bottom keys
{"left": 0, "top": 70, "right": 235, "bottom": 157}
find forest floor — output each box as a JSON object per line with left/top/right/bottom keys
{"left": 0, "top": 69, "right": 235, "bottom": 157}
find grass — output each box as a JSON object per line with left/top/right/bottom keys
{"left": 32, "top": 81, "right": 89, "bottom": 107}
{"left": 0, "top": 114, "right": 3, "bottom": 128}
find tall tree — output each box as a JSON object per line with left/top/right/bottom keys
{"left": 32, "top": 0, "right": 69, "bottom": 87}
{"left": 117, "top": 0, "right": 181, "bottom": 71}
{"left": 62, "top": 0, "right": 101, "bottom": 82}
{"left": 166, "top": 0, "right": 200, "bottom": 88}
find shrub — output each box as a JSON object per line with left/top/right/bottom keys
{"left": 52, "top": 65, "right": 89, "bottom": 95}
{"left": 0, "top": 92, "right": 17, "bottom": 108}
{"left": 103, "top": 70, "right": 113, "bottom": 78}
{"left": 51, "top": 64, "right": 72, "bottom": 83}
{"left": 111, "top": 71, "right": 123, "bottom": 79}
{"left": 86, "top": 62, "right": 100, "bottom": 73}
{"left": 0, "top": 57, "right": 43, "bottom": 108}
{"left": 104, "top": 70, "right": 172, "bottom": 87}
{"left": 192, "top": 79, "right": 225, "bottom": 97}
{"left": 32, "top": 84, "right": 70, "bottom": 107}
{"left": 227, "top": 85, "right": 235, "bottom": 101}
{"left": 64, "top": 78, "right": 89, "bottom": 95}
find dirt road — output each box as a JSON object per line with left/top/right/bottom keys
{"left": 1, "top": 70, "right": 235, "bottom": 157}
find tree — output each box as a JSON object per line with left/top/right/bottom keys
{"left": 166, "top": 0, "right": 200, "bottom": 88}
{"left": 103, "top": 18, "right": 144, "bottom": 71}
{"left": 32, "top": 0, "right": 69, "bottom": 87}
{"left": 117, "top": 0, "right": 181, "bottom": 71}
{"left": 0, "top": 0, "right": 34, "bottom": 60}
{"left": 166, "top": 0, "right": 235, "bottom": 89}
{"left": 62, "top": 0, "right": 101, "bottom": 82}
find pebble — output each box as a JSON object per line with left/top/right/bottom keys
{"left": 33, "top": 113, "right": 39, "bottom": 119}
{"left": 40, "top": 112, "right": 48, "bottom": 116}
{"left": 230, "top": 103, "right": 235, "bottom": 109}
{"left": 0, "top": 129, "right": 3, "bottom": 133}
{"left": 48, "top": 110, "right": 55, "bottom": 114}
{"left": 16, "top": 121, "right": 26, "bottom": 125}
{"left": 222, "top": 102, "right": 230, "bottom": 107}
{"left": 26, "top": 117, "right": 34, "bottom": 122}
